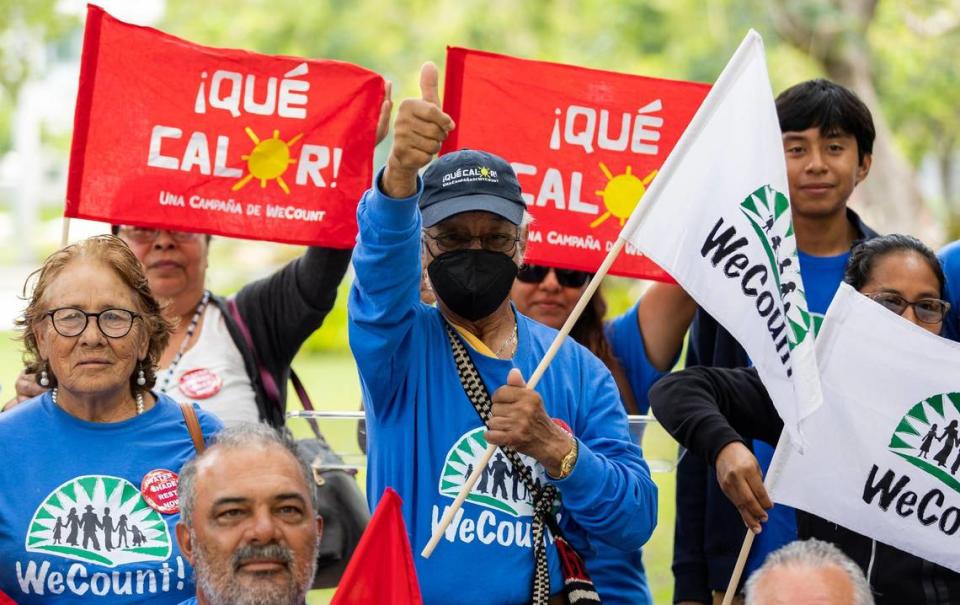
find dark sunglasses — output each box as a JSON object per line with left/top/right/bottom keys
{"left": 516, "top": 265, "right": 592, "bottom": 288}
{"left": 865, "top": 292, "right": 950, "bottom": 324}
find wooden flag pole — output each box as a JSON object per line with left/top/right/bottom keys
{"left": 421, "top": 238, "right": 628, "bottom": 559}
{"left": 721, "top": 529, "right": 755, "bottom": 605}
{"left": 722, "top": 467, "right": 780, "bottom": 604}
{"left": 60, "top": 216, "right": 71, "bottom": 247}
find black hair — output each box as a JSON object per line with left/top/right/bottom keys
{"left": 776, "top": 79, "right": 875, "bottom": 164}
{"left": 844, "top": 234, "right": 945, "bottom": 297}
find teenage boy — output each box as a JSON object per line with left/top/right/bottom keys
{"left": 674, "top": 79, "right": 877, "bottom": 605}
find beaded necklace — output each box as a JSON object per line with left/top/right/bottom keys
{"left": 52, "top": 387, "right": 144, "bottom": 415}
{"left": 157, "top": 290, "right": 210, "bottom": 393}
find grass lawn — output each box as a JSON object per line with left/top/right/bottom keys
{"left": 0, "top": 338, "right": 678, "bottom": 604}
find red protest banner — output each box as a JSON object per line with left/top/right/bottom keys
{"left": 441, "top": 47, "right": 709, "bottom": 280}
{"left": 66, "top": 5, "right": 384, "bottom": 248}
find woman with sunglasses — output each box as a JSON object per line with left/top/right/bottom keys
{"left": 511, "top": 264, "right": 696, "bottom": 416}
{"left": 650, "top": 234, "right": 959, "bottom": 605}
{"left": 0, "top": 236, "right": 222, "bottom": 604}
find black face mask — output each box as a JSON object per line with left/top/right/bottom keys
{"left": 427, "top": 249, "right": 518, "bottom": 321}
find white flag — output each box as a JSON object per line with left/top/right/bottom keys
{"left": 769, "top": 283, "right": 960, "bottom": 573}
{"left": 621, "top": 30, "right": 821, "bottom": 444}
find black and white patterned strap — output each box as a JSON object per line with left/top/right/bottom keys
{"left": 443, "top": 322, "right": 601, "bottom": 605}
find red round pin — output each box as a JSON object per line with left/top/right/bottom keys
{"left": 179, "top": 368, "right": 222, "bottom": 399}
{"left": 141, "top": 469, "right": 180, "bottom": 515}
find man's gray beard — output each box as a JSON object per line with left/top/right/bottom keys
{"left": 191, "top": 533, "right": 319, "bottom": 605}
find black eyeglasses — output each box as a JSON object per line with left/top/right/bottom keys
{"left": 516, "top": 265, "right": 592, "bottom": 289}
{"left": 46, "top": 307, "right": 141, "bottom": 338}
{"left": 423, "top": 231, "right": 521, "bottom": 254}
{"left": 117, "top": 226, "right": 203, "bottom": 244}
{"left": 865, "top": 292, "right": 950, "bottom": 324}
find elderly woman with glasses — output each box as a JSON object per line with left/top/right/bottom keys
{"left": 649, "top": 233, "right": 959, "bottom": 605}
{"left": 6, "top": 220, "right": 350, "bottom": 428}
{"left": 0, "top": 235, "right": 222, "bottom": 605}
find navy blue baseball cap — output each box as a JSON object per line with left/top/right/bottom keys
{"left": 419, "top": 149, "right": 526, "bottom": 227}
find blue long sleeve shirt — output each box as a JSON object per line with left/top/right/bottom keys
{"left": 348, "top": 174, "right": 657, "bottom": 605}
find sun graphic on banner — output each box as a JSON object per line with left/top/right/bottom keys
{"left": 589, "top": 163, "right": 658, "bottom": 228}
{"left": 232, "top": 128, "right": 303, "bottom": 194}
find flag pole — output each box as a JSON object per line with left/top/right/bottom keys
{"left": 722, "top": 529, "right": 755, "bottom": 605}
{"left": 60, "top": 216, "right": 71, "bottom": 247}
{"left": 721, "top": 464, "right": 782, "bottom": 604}
{"left": 421, "top": 238, "right": 627, "bottom": 559}
{"left": 424, "top": 29, "right": 767, "bottom": 560}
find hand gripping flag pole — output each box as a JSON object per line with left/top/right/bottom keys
{"left": 422, "top": 29, "right": 766, "bottom": 560}
{"left": 421, "top": 237, "right": 625, "bottom": 558}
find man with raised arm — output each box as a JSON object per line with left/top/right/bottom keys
{"left": 347, "top": 63, "right": 657, "bottom": 605}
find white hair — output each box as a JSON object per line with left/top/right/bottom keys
{"left": 178, "top": 423, "right": 317, "bottom": 527}
{"left": 744, "top": 539, "right": 874, "bottom": 605}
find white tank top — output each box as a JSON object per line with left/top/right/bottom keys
{"left": 159, "top": 304, "right": 261, "bottom": 427}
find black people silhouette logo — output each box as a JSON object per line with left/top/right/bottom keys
{"left": 439, "top": 428, "right": 558, "bottom": 517}
{"left": 888, "top": 393, "right": 960, "bottom": 495}
{"left": 25, "top": 475, "right": 172, "bottom": 567}
{"left": 739, "top": 185, "right": 812, "bottom": 350}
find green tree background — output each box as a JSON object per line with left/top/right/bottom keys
{"left": 1, "top": 1, "right": 959, "bottom": 602}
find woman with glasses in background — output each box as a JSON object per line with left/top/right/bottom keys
{"left": 0, "top": 236, "right": 221, "bottom": 604}
{"left": 650, "top": 233, "right": 959, "bottom": 605}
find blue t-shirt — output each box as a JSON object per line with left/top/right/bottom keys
{"left": 938, "top": 241, "right": 960, "bottom": 342}
{"left": 747, "top": 250, "right": 849, "bottom": 573}
{"left": 0, "top": 393, "right": 222, "bottom": 604}
{"left": 348, "top": 175, "right": 658, "bottom": 605}
{"left": 605, "top": 302, "right": 670, "bottom": 417}
{"left": 576, "top": 302, "right": 668, "bottom": 605}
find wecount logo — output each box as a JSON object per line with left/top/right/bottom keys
{"left": 739, "top": 184, "right": 811, "bottom": 350}
{"left": 888, "top": 392, "right": 960, "bottom": 495}
{"left": 25, "top": 475, "right": 172, "bottom": 568}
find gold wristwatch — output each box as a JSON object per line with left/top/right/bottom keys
{"left": 555, "top": 437, "right": 579, "bottom": 479}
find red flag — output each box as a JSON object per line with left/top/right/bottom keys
{"left": 331, "top": 487, "right": 422, "bottom": 605}
{"left": 66, "top": 5, "right": 384, "bottom": 248}
{"left": 0, "top": 588, "right": 16, "bottom": 605}
{"left": 441, "top": 47, "right": 710, "bottom": 281}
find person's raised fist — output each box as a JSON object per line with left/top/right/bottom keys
{"left": 382, "top": 62, "right": 455, "bottom": 199}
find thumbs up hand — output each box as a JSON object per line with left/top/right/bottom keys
{"left": 382, "top": 62, "right": 456, "bottom": 199}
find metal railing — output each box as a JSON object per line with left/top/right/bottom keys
{"left": 286, "top": 411, "right": 678, "bottom": 473}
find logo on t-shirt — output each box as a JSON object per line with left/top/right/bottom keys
{"left": 439, "top": 427, "right": 556, "bottom": 518}
{"left": 24, "top": 475, "right": 173, "bottom": 568}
